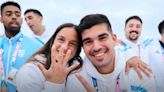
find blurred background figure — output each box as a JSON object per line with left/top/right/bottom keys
{"left": 24, "top": 9, "right": 54, "bottom": 44}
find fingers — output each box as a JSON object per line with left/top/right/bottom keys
{"left": 125, "top": 64, "right": 130, "bottom": 75}
{"left": 63, "top": 49, "right": 71, "bottom": 66}
{"left": 133, "top": 67, "right": 143, "bottom": 79}
{"left": 56, "top": 45, "right": 65, "bottom": 64}
{"left": 76, "top": 74, "right": 95, "bottom": 92}
{"left": 139, "top": 62, "right": 152, "bottom": 77}
{"left": 141, "top": 62, "right": 152, "bottom": 73}
{"left": 51, "top": 44, "right": 57, "bottom": 66}
{"left": 68, "top": 62, "right": 80, "bottom": 72}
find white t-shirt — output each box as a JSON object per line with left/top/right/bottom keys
{"left": 33, "top": 26, "right": 54, "bottom": 44}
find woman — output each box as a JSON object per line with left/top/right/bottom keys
{"left": 16, "top": 23, "right": 83, "bottom": 92}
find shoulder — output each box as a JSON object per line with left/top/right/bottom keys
{"left": 17, "top": 62, "right": 44, "bottom": 77}
{"left": 22, "top": 35, "right": 43, "bottom": 46}
{"left": 16, "top": 62, "right": 45, "bottom": 83}
{"left": 16, "top": 62, "right": 45, "bottom": 92}
{"left": 141, "top": 37, "right": 154, "bottom": 47}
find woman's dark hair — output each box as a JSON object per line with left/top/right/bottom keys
{"left": 28, "top": 23, "right": 83, "bottom": 71}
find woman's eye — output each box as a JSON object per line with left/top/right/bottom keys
{"left": 58, "top": 38, "right": 64, "bottom": 42}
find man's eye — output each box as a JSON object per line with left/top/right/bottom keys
{"left": 6, "top": 13, "right": 12, "bottom": 16}
{"left": 99, "top": 36, "right": 107, "bottom": 41}
{"left": 83, "top": 40, "right": 92, "bottom": 46}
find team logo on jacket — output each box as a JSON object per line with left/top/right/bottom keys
{"left": 18, "top": 49, "right": 25, "bottom": 57}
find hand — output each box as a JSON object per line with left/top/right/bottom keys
{"left": 1, "top": 87, "right": 7, "bottom": 92}
{"left": 76, "top": 74, "right": 95, "bottom": 92}
{"left": 37, "top": 45, "right": 80, "bottom": 84}
{"left": 125, "top": 56, "right": 152, "bottom": 79}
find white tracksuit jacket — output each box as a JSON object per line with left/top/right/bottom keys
{"left": 123, "top": 37, "right": 164, "bottom": 92}
{"left": 147, "top": 39, "right": 164, "bottom": 92}
{"left": 16, "top": 47, "right": 155, "bottom": 92}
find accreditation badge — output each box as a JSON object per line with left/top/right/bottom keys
{"left": 7, "top": 67, "right": 18, "bottom": 85}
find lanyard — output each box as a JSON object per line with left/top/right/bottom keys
{"left": 91, "top": 75, "right": 120, "bottom": 92}
{"left": 0, "top": 49, "right": 4, "bottom": 80}
{"left": 10, "top": 34, "right": 23, "bottom": 66}
{"left": 91, "top": 77, "right": 99, "bottom": 92}
{"left": 137, "top": 45, "right": 141, "bottom": 58}
{"left": 0, "top": 34, "right": 23, "bottom": 81}
{"left": 115, "top": 75, "right": 121, "bottom": 92}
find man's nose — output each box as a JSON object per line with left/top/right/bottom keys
{"left": 11, "top": 14, "right": 17, "bottom": 20}
{"left": 93, "top": 41, "right": 101, "bottom": 51}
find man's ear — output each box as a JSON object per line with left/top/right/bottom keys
{"left": 112, "top": 34, "right": 117, "bottom": 41}
{"left": 0, "top": 17, "right": 2, "bottom": 23}
{"left": 39, "top": 16, "right": 43, "bottom": 22}
{"left": 0, "top": 16, "right": 4, "bottom": 23}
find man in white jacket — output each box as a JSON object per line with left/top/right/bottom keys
{"left": 146, "top": 20, "right": 164, "bottom": 92}
{"left": 24, "top": 9, "right": 54, "bottom": 44}
{"left": 123, "top": 16, "right": 164, "bottom": 92}
{"left": 64, "top": 14, "right": 155, "bottom": 92}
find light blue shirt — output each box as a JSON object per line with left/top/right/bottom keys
{"left": 0, "top": 31, "right": 43, "bottom": 92}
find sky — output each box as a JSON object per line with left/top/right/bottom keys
{"left": 0, "top": 0, "right": 164, "bottom": 39}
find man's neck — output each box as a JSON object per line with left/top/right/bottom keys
{"left": 161, "top": 37, "right": 164, "bottom": 44}
{"left": 5, "top": 30, "right": 19, "bottom": 39}
{"left": 126, "top": 37, "right": 138, "bottom": 44}
{"left": 35, "top": 25, "right": 45, "bottom": 36}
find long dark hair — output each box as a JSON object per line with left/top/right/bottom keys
{"left": 28, "top": 23, "right": 83, "bottom": 71}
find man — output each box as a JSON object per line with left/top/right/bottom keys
{"left": 146, "top": 20, "right": 164, "bottom": 92}
{"left": 24, "top": 9, "right": 53, "bottom": 44}
{"left": 62, "top": 14, "right": 155, "bottom": 92}
{"left": 123, "top": 16, "right": 151, "bottom": 64}
{"left": 0, "top": 1, "right": 42, "bottom": 92}
{"left": 122, "top": 16, "right": 164, "bottom": 92}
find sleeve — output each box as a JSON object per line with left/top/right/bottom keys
{"left": 16, "top": 63, "right": 64, "bottom": 92}
{"left": 114, "top": 45, "right": 138, "bottom": 63}
{"left": 119, "top": 69, "right": 156, "bottom": 92}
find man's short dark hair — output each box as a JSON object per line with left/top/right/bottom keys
{"left": 24, "top": 9, "right": 42, "bottom": 17}
{"left": 125, "top": 15, "right": 142, "bottom": 25}
{"left": 158, "top": 20, "right": 164, "bottom": 34}
{"left": 1, "top": 1, "right": 21, "bottom": 15}
{"left": 78, "top": 13, "right": 112, "bottom": 34}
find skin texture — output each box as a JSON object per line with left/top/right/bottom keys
{"left": 125, "top": 19, "right": 142, "bottom": 43}
{"left": 37, "top": 27, "right": 80, "bottom": 83}
{"left": 25, "top": 12, "right": 44, "bottom": 36}
{"left": 82, "top": 23, "right": 117, "bottom": 74}
{"left": 0, "top": 5, "right": 22, "bottom": 38}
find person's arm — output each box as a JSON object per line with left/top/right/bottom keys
{"left": 36, "top": 45, "right": 80, "bottom": 84}
{"left": 16, "top": 63, "right": 64, "bottom": 92}
{"left": 120, "top": 68, "right": 156, "bottom": 92}
{"left": 124, "top": 48, "right": 152, "bottom": 79}
{"left": 125, "top": 56, "right": 152, "bottom": 79}
{"left": 76, "top": 74, "right": 95, "bottom": 92}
